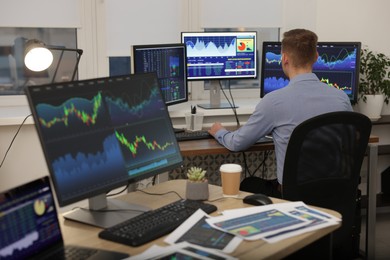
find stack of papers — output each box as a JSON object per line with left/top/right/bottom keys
{"left": 127, "top": 201, "right": 340, "bottom": 259}
{"left": 206, "top": 201, "right": 340, "bottom": 243}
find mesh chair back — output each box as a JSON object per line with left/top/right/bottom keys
{"left": 282, "top": 111, "right": 371, "bottom": 257}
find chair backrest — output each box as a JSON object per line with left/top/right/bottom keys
{"left": 282, "top": 111, "right": 372, "bottom": 257}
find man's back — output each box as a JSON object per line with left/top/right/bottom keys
{"left": 209, "top": 29, "right": 353, "bottom": 185}
{"left": 261, "top": 73, "right": 352, "bottom": 183}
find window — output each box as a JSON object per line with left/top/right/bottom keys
{"left": 0, "top": 28, "right": 77, "bottom": 96}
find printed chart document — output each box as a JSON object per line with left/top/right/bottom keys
{"left": 126, "top": 242, "right": 237, "bottom": 260}
{"left": 164, "top": 209, "right": 242, "bottom": 253}
{"left": 207, "top": 201, "right": 340, "bottom": 243}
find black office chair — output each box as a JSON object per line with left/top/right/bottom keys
{"left": 282, "top": 111, "right": 372, "bottom": 259}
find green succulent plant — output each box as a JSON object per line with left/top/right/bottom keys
{"left": 187, "top": 167, "right": 207, "bottom": 182}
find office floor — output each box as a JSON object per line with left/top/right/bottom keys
{"left": 360, "top": 207, "right": 390, "bottom": 259}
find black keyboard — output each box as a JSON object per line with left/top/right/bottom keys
{"left": 175, "top": 130, "right": 213, "bottom": 141}
{"left": 98, "top": 199, "right": 217, "bottom": 247}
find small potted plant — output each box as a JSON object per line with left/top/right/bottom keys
{"left": 358, "top": 47, "right": 390, "bottom": 119}
{"left": 185, "top": 166, "right": 209, "bottom": 201}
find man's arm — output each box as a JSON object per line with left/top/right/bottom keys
{"left": 208, "top": 122, "right": 225, "bottom": 137}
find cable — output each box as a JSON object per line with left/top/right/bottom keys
{"left": 106, "top": 183, "right": 130, "bottom": 197}
{"left": 219, "top": 80, "right": 240, "bottom": 128}
{"left": 135, "top": 189, "right": 183, "bottom": 200}
{"left": 75, "top": 206, "right": 148, "bottom": 213}
{"left": 0, "top": 114, "right": 32, "bottom": 169}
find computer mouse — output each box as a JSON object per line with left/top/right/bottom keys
{"left": 243, "top": 194, "right": 273, "bottom": 206}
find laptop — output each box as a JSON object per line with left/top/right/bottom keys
{"left": 0, "top": 176, "right": 129, "bottom": 260}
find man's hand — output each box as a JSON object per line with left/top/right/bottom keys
{"left": 208, "top": 122, "right": 224, "bottom": 137}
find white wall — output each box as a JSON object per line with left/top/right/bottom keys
{"left": 0, "top": 124, "right": 48, "bottom": 192}
{"left": 105, "top": 0, "right": 185, "bottom": 56}
{"left": 316, "top": 0, "right": 390, "bottom": 54}
{"left": 0, "top": 0, "right": 81, "bottom": 28}
{"left": 282, "top": 0, "right": 390, "bottom": 55}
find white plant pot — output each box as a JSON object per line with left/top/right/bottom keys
{"left": 381, "top": 101, "right": 390, "bottom": 115}
{"left": 357, "top": 94, "right": 384, "bottom": 121}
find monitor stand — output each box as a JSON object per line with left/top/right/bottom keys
{"left": 63, "top": 193, "right": 151, "bottom": 228}
{"left": 197, "top": 80, "right": 238, "bottom": 109}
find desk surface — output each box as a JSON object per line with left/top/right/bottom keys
{"left": 61, "top": 180, "right": 340, "bottom": 260}
{"left": 179, "top": 138, "right": 275, "bottom": 156}
{"left": 179, "top": 135, "right": 379, "bottom": 157}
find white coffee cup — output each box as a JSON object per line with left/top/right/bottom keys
{"left": 220, "top": 164, "right": 242, "bottom": 197}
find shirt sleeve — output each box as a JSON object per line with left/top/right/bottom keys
{"left": 214, "top": 98, "right": 275, "bottom": 151}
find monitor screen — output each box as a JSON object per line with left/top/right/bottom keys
{"left": 132, "top": 43, "right": 188, "bottom": 106}
{"left": 25, "top": 73, "right": 183, "bottom": 227}
{"left": 181, "top": 31, "right": 257, "bottom": 81}
{"left": 260, "top": 41, "right": 361, "bottom": 104}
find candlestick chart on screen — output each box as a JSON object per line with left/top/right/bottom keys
{"left": 35, "top": 91, "right": 111, "bottom": 140}
{"left": 33, "top": 77, "right": 177, "bottom": 188}
{"left": 114, "top": 119, "right": 177, "bottom": 176}
{"left": 25, "top": 73, "right": 183, "bottom": 209}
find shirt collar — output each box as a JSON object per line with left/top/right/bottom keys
{"left": 289, "top": 73, "right": 318, "bottom": 85}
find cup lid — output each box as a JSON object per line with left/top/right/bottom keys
{"left": 219, "top": 163, "right": 242, "bottom": 173}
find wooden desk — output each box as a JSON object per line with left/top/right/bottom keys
{"left": 61, "top": 180, "right": 340, "bottom": 260}
{"left": 179, "top": 139, "right": 274, "bottom": 157}
{"left": 179, "top": 136, "right": 379, "bottom": 259}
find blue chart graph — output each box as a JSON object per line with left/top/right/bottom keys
{"left": 176, "top": 216, "right": 235, "bottom": 250}
{"left": 263, "top": 51, "right": 288, "bottom": 94}
{"left": 35, "top": 92, "right": 111, "bottom": 140}
{"left": 185, "top": 36, "right": 236, "bottom": 57}
{"left": 169, "top": 56, "right": 180, "bottom": 77}
{"left": 50, "top": 132, "right": 127, "bottom": 201}
{"left": 314, "top": 48, "right": 357, "bottom": 70}
{"left": 0, "top": 195, "right": 60, "bottom": 259}
{"left": 264, "top": 76, "right": 290, "bottom": 94}
{"left": 265, "top": 51, "right": 282, "bottom": 67}
{"left": 105, "top": 85, "right": 162, "bottom": 125}
{"left": 0, "top": 205, "right": 38, "bottom": 258}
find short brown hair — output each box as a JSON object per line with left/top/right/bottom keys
{"left": 281, "top": 29, "right": 318, "bottom": 67}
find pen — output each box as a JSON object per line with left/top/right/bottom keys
{"left": 191, "top": 105, "right": 196, "bottom": 114}
{"left": 190, "top": 106, "right": 196, "bottom": 130}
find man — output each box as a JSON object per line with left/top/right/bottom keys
{"left": 208, "top": 29, "right": 353, "bottom": 188}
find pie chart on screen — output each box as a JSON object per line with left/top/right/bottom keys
{"left": 34, "top": 199, "right": 46, "bottom": 216}
{"left": 238, "top": 42, "right": 246, "bottom": 51}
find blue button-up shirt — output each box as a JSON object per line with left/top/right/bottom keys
{"left": 215, "top": 73, "right": 353, "bottom": 184}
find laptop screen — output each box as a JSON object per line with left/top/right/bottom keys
{"left": 0, "top": 177, "right": 63, "bottom": 259}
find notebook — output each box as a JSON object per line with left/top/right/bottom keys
{"left": 0, "top": 176, "right": 129, "bottom": 260}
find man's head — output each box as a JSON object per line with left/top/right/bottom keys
{"left": 281, "top": 29, "right": 318, "bottom": 78}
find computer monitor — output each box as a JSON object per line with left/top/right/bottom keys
{"left": 260, "top": 41, "right": 361, "bottom": 104}
{"left": 181, "top": 31, "right": 257, "bottom": 109}
{"left": 132, "top": 43, "right": 188, "bottom": 106}
{"left": 25, "top": 73, "right": 183, "bottom": 228}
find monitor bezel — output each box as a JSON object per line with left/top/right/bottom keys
{"left": 260, "top": 41, "right": 361, "bottom": 104}
{"left": 131, "top": 43, "right": 189, "bottom": 106}
{"left": 181, "top": 31, "right": 258, "bottom": 81}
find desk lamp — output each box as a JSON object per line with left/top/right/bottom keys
{"left": 24, "top": 39, "right": 83, "bottom": 82}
